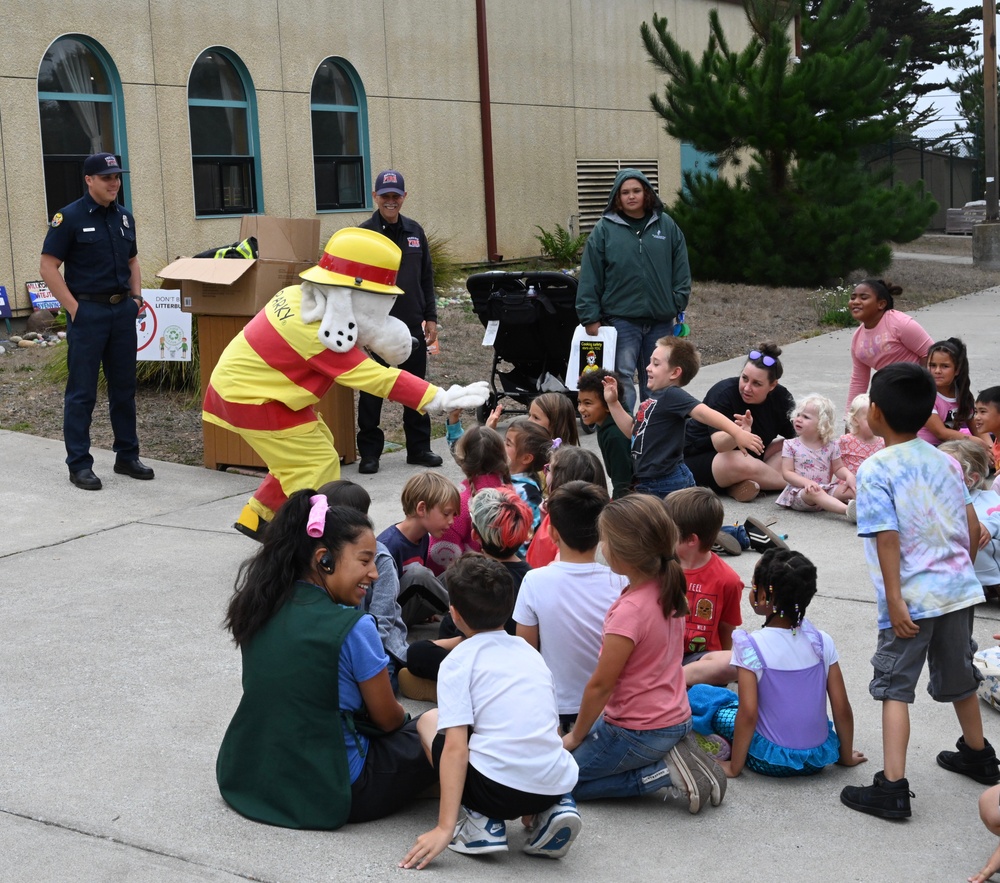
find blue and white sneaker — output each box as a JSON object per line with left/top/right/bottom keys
{"left": 522, "top": 794, "right": 582, "bottom": 858}
{"left": 448, "top": 808, "right": 508, "bottom": 855}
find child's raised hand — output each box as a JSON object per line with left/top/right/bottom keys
{"left": 602, "top": 374, "right": 619, "bottom": 406}
{"left": 447, "top": 407, "right": 462, "bottom": 425}
{"left": 400, "top": 825, "right": 454, "bottom": 870}
{"left": 734, "top": 429, "right": 764, "bottom": 456}
{"left": 485, "top": 403, "right": 503, "bottom": 429}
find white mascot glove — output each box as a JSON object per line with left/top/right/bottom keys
{"left": 423, "top": 381, "right": 490, "bottom": 414}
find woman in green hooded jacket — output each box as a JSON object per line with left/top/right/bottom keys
{"left": 575, "top": 169, "right": 691, "bottom": 414}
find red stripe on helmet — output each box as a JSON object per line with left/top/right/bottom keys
{"left": 317, "top": 252, "right": 398, "bottom": 286}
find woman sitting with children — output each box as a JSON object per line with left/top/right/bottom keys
{"left": 684, "top": 342, "right": 796, "bottom": 502}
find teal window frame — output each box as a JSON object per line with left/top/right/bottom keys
{"left": 310, "top": 57, "right": 370, "bottom": 213}
{"left": 37, "top": 34, "right": 130, "bottom": 217}
{"left": 187, "top": 48, "right": 264, "bottom": 217}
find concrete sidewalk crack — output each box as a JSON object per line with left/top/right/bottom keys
{"left": 0, "top": 808, "right": 277, "bottom": 883}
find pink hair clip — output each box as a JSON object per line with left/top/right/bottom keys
{"left": 306, "top": 494, "right": 329, "bottom": 538}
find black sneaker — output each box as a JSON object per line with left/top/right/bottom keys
{"left": 840, "top": 770, "right": 913, "bottom": 819}
{"left": 937, "top": 736, "right": 1000, "bottom": 784}
{"left": 744, "top": 517, "right": 789, "bottom": 553}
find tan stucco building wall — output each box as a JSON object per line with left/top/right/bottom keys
{"left": 0, "top": 0, "right": 751, "bottom": 314}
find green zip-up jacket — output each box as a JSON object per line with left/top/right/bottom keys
{"left": 575, "top": 168, "right": 691, "bottom": 326}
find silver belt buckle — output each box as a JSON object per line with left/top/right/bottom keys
{"left": 109, "top": 294, "right": 123, "bottom": 304}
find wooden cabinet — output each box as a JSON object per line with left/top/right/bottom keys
{"left": 197, "top": 315, "right": 356, "bottom": 470}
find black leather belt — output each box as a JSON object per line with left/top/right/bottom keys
{"left": 76, "top": 292, "right": 128, "bottom": 304}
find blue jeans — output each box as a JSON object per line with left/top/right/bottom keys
{"left": 64, "top": 298, "right": 140, "bottom": 472}
{"left": 571, "top": 717, "right": 692, "bottom": 800}
{"left": 634, "top": 463, "right": 695, "bottom": 498}
{"left": 609, "top": 317, "right": 675, "bottom": 414}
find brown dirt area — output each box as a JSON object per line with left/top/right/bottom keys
{"left": 1, "top": 234, "right": 989, "bottom": 468}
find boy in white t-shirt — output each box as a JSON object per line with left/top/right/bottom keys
{"left": 401, "top": 554, "right": 581, "bottom": 870}
{"left": 513, "top": 480, "right": 626, "bottom": 731}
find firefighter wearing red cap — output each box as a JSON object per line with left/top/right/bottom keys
{"left": 204, "top": 227, "right": 487, "bottom": 541}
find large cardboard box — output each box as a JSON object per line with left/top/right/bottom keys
{"left": 157, "top": 216, "right": 320, "bottom": 317}
{"left": 197, "top": 315, "right": 357, "bottom": 469}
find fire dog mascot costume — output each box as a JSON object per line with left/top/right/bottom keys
{"left": 204, "top": 227, "right": 488, "bottom": 541}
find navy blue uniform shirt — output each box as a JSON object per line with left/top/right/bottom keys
{"left": 41, "top": 192, "right": 137, "bottom": 295}
{"left": 360, "top": 210, "right": 435, "bottom": 334}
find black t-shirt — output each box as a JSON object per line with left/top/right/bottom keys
{"left": 633, "top": 386, "right": 700, "bottom": 480}
{"left": 684, "top": 376, "right": 795, "bottom": 459}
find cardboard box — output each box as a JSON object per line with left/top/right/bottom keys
{"left": 157, "top": 216, "right": 320, "bottom": 317}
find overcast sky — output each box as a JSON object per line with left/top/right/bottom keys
{"left": 913, "top": 0, "right": 986, "bottom": 137}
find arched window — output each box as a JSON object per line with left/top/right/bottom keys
{"left": 311, "top": 58, "right": 368, "bottom": 211}
{"left": 188, "top": 48, "right": 261, "bottom": 216}
{"left": 38, "top": 36, "right": 128, "bottom": 219}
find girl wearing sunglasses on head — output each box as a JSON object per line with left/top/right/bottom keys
{"left": 683, "top": 343, "right": 796, "bottom": 502}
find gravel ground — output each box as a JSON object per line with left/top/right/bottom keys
{"left": 0, "top": 235, "right": 986, "bottom": 468}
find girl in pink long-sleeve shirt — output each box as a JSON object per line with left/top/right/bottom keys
{"left": 846, "top": 279, "right": 933, "bottom": 406}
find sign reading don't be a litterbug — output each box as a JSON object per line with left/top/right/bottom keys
{"left": 136, "top": 289, "right": 192, "bottom": 362}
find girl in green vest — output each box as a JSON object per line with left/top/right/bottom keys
{"left": 217, "top": 490, "right": 437, "bottom": 828}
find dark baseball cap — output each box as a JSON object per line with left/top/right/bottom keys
{"left": 83, "top": 153, "right": 129, "bottom": 176}
{"left": 374, "top": 170, "right": 405, "bottom": 195}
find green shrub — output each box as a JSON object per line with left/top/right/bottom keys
{"left": 426, "top": 229, "right": 463, "bottom": 288}
{"left": 535, "top": 224, "right": 587, "bottom": 266}
{"left": 811, "top": 282, "right": 857, "bottom": 328}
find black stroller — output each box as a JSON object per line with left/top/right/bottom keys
{"left": 466, "top": 271, "right": 583, "bottom": 425}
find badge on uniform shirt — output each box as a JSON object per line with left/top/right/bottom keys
{"left": 50, "top": 213, "right": 63, "bottom": 228}
{"left": 407, "top": 236, "right": 420, "bottom": 249}
{"left": 123, "top": 216, "right": 129, "bottom": 228}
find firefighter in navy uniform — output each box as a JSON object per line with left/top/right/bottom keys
{"left": 356, "top": 169, "right": 443, "bottom": 473}
{"left": 40, "top": 152, "right": 153, "bottom": 491}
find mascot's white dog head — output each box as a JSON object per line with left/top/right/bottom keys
{"left": 299, "top": 228, "right": 413, "bottom": 366}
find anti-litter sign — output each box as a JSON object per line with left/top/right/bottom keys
{"left": 137, "top": 289, "right": 192, "bottom": 362}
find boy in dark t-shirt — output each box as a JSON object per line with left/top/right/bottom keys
{"left": 603, "top": 339, "right": 763, "bottom": 497}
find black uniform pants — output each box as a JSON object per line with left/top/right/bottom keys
{"left": 356, "top": 337, "right": 431, "bottom": 459}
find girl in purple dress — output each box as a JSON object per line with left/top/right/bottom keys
{"left": 690, "top": 550, "right": 866, "bottom": 778}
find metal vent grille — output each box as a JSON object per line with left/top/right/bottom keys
{"left": 576, "top": 160, "right": 660, "bottom": 234}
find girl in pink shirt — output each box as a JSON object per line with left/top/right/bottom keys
{"left": 562, "top": 494, "right": 727, "bottom": 814}
{"left": 916, "top": 337, "right": 993, "bottom": 451}
{"left": 847, "top": 279, "right": 933, "bottom": 406}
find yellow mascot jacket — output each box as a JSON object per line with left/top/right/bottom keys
{"left": 204, "top": 285, "right": 436, "bottom": 435}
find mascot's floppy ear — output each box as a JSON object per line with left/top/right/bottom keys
{"left": 300, "top": 281, "right": 359, "bottom": 354}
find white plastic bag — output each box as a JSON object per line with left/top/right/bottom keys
{"left": 975, "top": 646, "right": 1000, "bottom": 713}
{"left": 566, "top": 325, "right": 617, "bottom": 391}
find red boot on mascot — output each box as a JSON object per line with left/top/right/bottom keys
{"left": 203, "top": 227, "right": 488, "bottom": 541}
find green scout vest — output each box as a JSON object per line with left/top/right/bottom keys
{"left": 216, "top": 582, "right": 365, "bottom": 829}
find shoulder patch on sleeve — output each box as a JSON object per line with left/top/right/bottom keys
{"left": 50, "top": 213, "right": 63, "bottom": 228}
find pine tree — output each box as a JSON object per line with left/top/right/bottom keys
{"left": 641, "top": 0, "right": 937, "bottom": 286}
{"left": 806, "top": 0, "right": 979, "bottom": 117}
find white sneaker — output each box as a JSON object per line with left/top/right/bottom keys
{"left": 845, "top": 499, "right": 857, "bottom": 524}
{"left": 448, "top": 808, "right": 508, "bottom": 855}
{"left": 523, "top": 795, "right": 582, "bottom": 858}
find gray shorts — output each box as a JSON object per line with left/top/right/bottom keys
{"left": 869, "top": 606, "right": 981, "bottom": 703}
